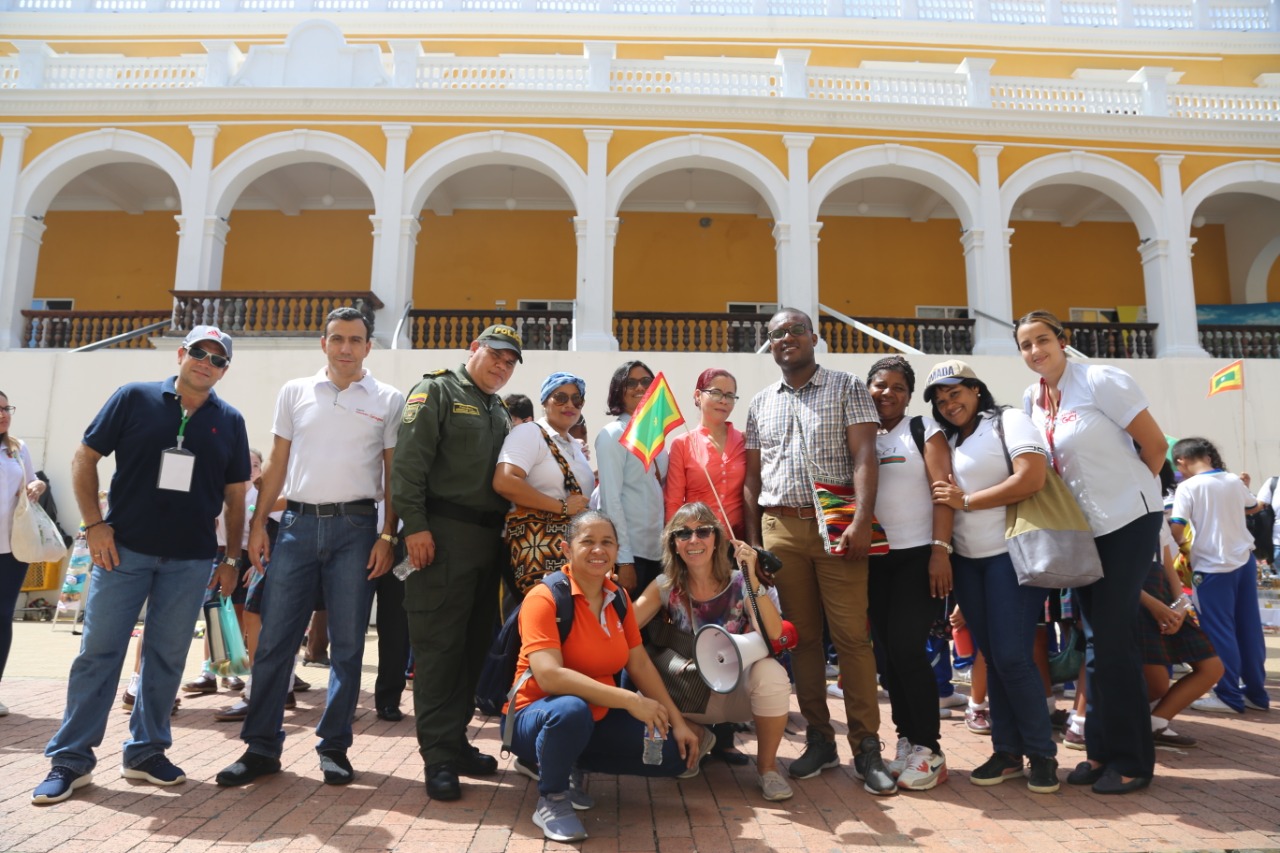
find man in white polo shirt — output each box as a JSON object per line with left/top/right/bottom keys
{"left": 215, "top": 307, "right": 405, "bottom": 788}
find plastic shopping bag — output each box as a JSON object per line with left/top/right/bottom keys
{"left": 204, "top": 596, "right": 250, "bottom": 676}
{"left": 12, "top": 497, "right": 68, "bottom": 563}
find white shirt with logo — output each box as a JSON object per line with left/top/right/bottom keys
{"left": 949, "top": 410, "right": 1048, "bottom": 560}
{"left": 874, "top": 415, "right": 942, "bottom": 550}
{"left": 274, "top": 368, "right": 405, "bottom": 504}
{"left": 1171, "top": 470, "right": 1258, "bottom": 574}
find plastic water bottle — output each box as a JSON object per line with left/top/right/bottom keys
{"left": 641, "top": 731, "right": 664, "bottom": 765}
{"left": 62, "top": 529, "right": 90, "bottom": 595}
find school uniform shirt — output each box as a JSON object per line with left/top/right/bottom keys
{"left": 1022, "top": 361, "right": 1161, "bottom": 537}
{"left": 949, "top": 410, "right": 1048, "bottom": 560}
{"left": 874, "top": 416, "right": 942, "bottom": 550}
{"left": 1170, "top": 470, "right": 1258, "bottom": 573}
{"left": 274, "top": 368, "right": 404, "bottom": 505}
{"left": 1257, "top": 476, "right": 1280, "bottom": 547}
{"left": 0, "top": 441, "right": 36, "bottom": 556}
{"left": 663, "top": 425, "right": 746, "bottom": 537}
{"left": 497, "top": 419, "right": 593, "bottom": 503}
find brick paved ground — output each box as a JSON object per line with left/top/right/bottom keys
{"left": 1, "top": 621, "right": 1278, "bottom": 852}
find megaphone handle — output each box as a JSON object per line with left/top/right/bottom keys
{"left": 742, "top": 560, "right": 779, "bottom": 659}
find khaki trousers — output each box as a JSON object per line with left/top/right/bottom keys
{"left": 762, "top": 511, "right": 879, "bottom": 747}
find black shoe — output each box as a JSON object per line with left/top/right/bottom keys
{"left": 376, "top": 707, "right": 403, "bottom": 722}
{"left": 852, "top": 737, "right": 897, "bottom": 797}
{"left": 1066, "top": 760, "right": 1105, "bottom": 786}
{"left": 319, "top": 750, "right": 354, "bottom": 786}
{"left": 426, "top": 762, "right": 461, "bottom": 800}
{"left": 292, "top": 674, "right": 312, "bottom": 693}
{"left": 1091, "top": 767, "right": 1151, "bottom": 795}
{"left": 216, "top": 751, "right": 282, "bottom": 787}
{"left": 711, "top": 747, "right": 751, "bottom": 766}
{"left": 970, "top": 752, "right": 1024, "bottom": 786}
{"left": 214, "top": 700, "right": 249, "bottom": 722}
{"left": 456, "top": 744, "right": 498, "bottom": 777}
{"left": 789, "top": 732, "right": 839, "bottom": 780}
{"left": 284, "top": 691, "right": 296, "bottom": 710}
{"left": 1026, "top": 755, "right": 1059, "bottom": 794}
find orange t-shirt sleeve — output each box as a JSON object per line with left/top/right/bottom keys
{"left": 519, "top": 585, "right": 561, "bottom": 656}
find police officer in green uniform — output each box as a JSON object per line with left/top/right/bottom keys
{"left": 391, "top": 324, "right": 522, "bottom": 801}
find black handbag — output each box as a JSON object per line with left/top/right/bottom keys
{"left": 643, "top": 617, "right": 710, "bottom": 715}
{"left": 1049, "top": 624, "right": 1084, "bottom": 684}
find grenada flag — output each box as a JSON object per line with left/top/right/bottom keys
{"left": 1207, "top": 360, "right": 1244, "bottom": 397}
{"left": 619, "top": 372, "right": 685, "bottom": 471}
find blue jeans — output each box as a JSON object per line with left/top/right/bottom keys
{"left": 46, "top": 545, "right": 212, "bottom": 774}
{"left": 952, "top": 552, "right": 1054, "bottom": 759}
{"left": 506, "top": 695, "right": 688, "bottom": 795}
{"left": 241, "top": 509, "right": 377, "bottom": 758}
{"left": 1194, "top": 556, "right": 1268, "bottom": 712}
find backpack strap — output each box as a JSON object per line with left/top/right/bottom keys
{"left": 909, "top": 416, "right": 926, "bottom": 455}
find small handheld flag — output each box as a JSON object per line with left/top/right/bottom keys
{"left": 1207, "top": 360, "right": 1244, "bottom": 398}
{"left": 618, "top": 372, "right": 685, "bottom": 471}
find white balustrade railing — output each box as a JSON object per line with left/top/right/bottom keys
{"left": 2, "top": 44, "right": 1277, "bottom": 124}
{"left": 2, "top": 0, "right": 1276, "bottom": 27}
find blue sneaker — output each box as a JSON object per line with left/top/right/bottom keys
{"left": 121, "top": 754, "right": 187, "bottom": 786}
{"left": 532, "top": 792, "right": 588, "bottom": 842}
{"left": 32, "top": 767, "right": 93, "bottom": 805}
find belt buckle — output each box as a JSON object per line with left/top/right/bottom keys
{"left": 315, "top": 503, "right": 340, "bottom": 517}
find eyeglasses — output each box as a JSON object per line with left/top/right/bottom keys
{"left": 547, "top": 392, "right": 585, "bottom": 408}
{"left": 671, "top": 525, "right": 716, "bottom": 542}
{"left": 186, "top": 347, "right": 230, "bottom": 369}
{"left": 0, "top": 406, "right": 14, "bottom": 415}
{"left": 768, "top": 323, "right": 809, "bottom": 341}
{"left": 623, "top": 375, "right": 654, "bottom": 391}
{"left": 699, "top": 388, "right": 738, "bottom": 403}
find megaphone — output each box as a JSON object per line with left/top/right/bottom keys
{"left": 694, "top": 624, "right": 771, "bottom": 694}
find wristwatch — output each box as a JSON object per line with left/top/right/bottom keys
{"left": 379, "top": 533, "right": 400, "bottom": 546}
{"left": 221, "top": 555, "right": 239, "bottom": 568}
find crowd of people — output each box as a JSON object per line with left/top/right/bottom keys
{"left": 1, "top": 306, "right": 1275, "bottom": 844}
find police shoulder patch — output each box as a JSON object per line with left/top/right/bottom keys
{"left": 424, "top": 369, "right": 448, "bottom": 377}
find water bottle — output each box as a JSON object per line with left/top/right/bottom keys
{"left": 62, "top": 529, "right": 90, "bottom": 595}
{"left": 392, "top": 556, "right": 416, "bottom": 582}
{"left": 641, "top": 731, "right": 664, "bottom": 765}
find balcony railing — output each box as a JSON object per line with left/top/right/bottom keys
{"left": 406, "top": 309, "right": 573, "bottom": 351}
{"left": 169, "top": 290, "right": 384, "bottom": 336}
{"left": 20, "top": 309, "right": 170, "bottom": 349}
{"left": 1199, "top": 324, "right": 1280, "bottom": 359}
{"left": 1064, "top": 321, "right": 1157, "bottom": 358}
{"left": 820, "top": 316, "right": 975, "bottom": 356}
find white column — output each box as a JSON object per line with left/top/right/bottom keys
{"left": 370, "top": 124, "right": 411, "bottom": 347}
{"left": 0, "top": 125, "right": 31, "bottom": 349}
{"left": 393, "top": 215, "right": 421, "bottom": 348}
{"left": 972, "top": 144, "right": 1016, "bottom": 355}
{"left": 173, "top": 124, "right": 219, "bottom": 294}
{"left": 201, "top": 216, "right": 232, "bottom": 293}
{"left": 1150, "top": 154, "right": 1208, "bottom": 357}
{"left": 2, "top": 217, "right": 46, "bottom": 350}
{"left": 780, "top": 134, "right": 815, "bottom": 318}
{"left": 959, "top": 58, "right": 995, "bottom": 109}
{"left": 776, "top": 50, "right": 810, "bottom": 99}
{"left": 570, "top": 129, "right": 618, "bottom": 351}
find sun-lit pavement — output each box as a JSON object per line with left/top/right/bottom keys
{"left": 1, "top": 619, "right": 1279, "bottom": 852}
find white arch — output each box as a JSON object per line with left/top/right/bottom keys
{"left": 1183, "top": 160, "right": 1280, "bottom": 231}
{"left": 1246, "top": 234, "right": 1280, "bottom": 304}
{"left": 207, "top": 129, "right": 385, "bottom": 217}
{"left": 809, "top": 144, "right": 980, "bottom": 229}
{"left": 403, "top": 131, "right": 587, "bottom": 215}
{"left": 16, "top": 128, "right": 189, "bottom": 215}
{"left": 1000, "top": 151, "right": 1163, "bottom": 236}
{"left": 607, "top": 135, "right": 787, "bottom": 221}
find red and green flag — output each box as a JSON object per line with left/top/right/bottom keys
{"left": 619, "top": 372, "right": 685, "bottom": 471}
{"left": 1207, "top": 359, "right": 1244, "bottom": 397}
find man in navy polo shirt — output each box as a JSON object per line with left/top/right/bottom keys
{"left": 33, "top": 326, "right": 251, "bottom": 805}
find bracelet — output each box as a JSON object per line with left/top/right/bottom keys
{"left": 962, "top": 494, "right": 971, "bottom": 511}
{"left": 84, "top": 520, "right": 108, "bottom": 531}
{"left": 931, "top": 539, "right": 953, "bottom": 555}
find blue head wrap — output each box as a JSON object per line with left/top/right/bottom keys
{"left": 540, "top": 372, "right": 586, "bottom": 403}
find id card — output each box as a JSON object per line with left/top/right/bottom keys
{"left": 158, "top": 447, "right": 196, "bottom": 492}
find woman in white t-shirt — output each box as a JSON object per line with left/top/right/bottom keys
{"left": 495, "top": 372, "right": 594, "bottom": 597}
{"left": 1, "top": 392, "right": 46, "bottom": 716}
{"left": 924, "top": 360, "right": 1059, "bottom": 795}
{"left": 864, "top": 356, "right": 954, "bottom": 792}
{"left": 1169, "top": 437, "right": 1269, "bottom": 715}
{"left": 1015, "top": 310, "right": 1167, "bottom": 795}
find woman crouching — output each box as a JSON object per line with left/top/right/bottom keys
{"left": 504, "top": 510, "right": 711, "bottom": 844}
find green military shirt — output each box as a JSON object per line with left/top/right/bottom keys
{"left": 392, "top": 364, "right": 511, "bottom": 537}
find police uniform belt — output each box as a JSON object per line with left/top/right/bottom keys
{"left": 424, "top": 498, "right": 506, "bottom": 529}
{"left": 762, "top": 505, "right": 818, "bottom": 520}
{"left": 287, "top": 499, "right": 378, "bottom": 517}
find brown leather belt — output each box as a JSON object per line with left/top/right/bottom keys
{"left": 762, "top": 505, "right": 817, "bottom": 520}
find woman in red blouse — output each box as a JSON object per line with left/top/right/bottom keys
{"left": 663, "top": 369, "right": 746, "bottom": 538}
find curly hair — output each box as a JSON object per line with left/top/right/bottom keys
{"left": 660, "top": 502, "right": 733, "bottom": 602}
{"left": 1171, "top": 437, "right": 1225, "bottom": 471}
{"left": 867, "top": 356, "right": 916, "bottom": 395}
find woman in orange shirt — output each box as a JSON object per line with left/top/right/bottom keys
{"left": 504, "top": 511, "right": 712, "bottom": 844}
{"left": 663, "top": 369, "right": 746, "bottom": 537}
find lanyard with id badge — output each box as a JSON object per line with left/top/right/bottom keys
{"left": 158, "top": 407, "right": 196, "bottom": 492}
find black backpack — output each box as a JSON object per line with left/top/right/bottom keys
{"left": 474, "top": 570, "right": 629, "bottom": 718}
{"left": 1246, "top": 476, "right": 1277, "bottom": 561}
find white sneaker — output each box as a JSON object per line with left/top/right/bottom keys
{"left": 0, "top": 699, "right": 8, "bottom": 716}
{"left": 825, "top": 663, "right": 839, "bottom": 679}
{"left": 826, "top": 682, "right": 844, "bottom": 699}
{"left": 897, "top": 746, "right": 947, "bottom": 791}
{"left": 940, "top": 691, "right": 968, "bottom": 709}
{"left": 1190, "top": 693, "right": 1242, "bottom": 714}
{"left": 758, "top": 770, "right": 794, "bottom": 802}
{"left": 1244, "top": 697, "right": 1271, "bottom": 712}
{"left": 886, "top": 737, "right": 912, "bottom": 778}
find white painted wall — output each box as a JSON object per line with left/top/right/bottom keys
{"left": 4, "top": 346, "right": 1280, "bottom": 527}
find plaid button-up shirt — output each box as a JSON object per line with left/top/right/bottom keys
{"left": 745, "top": 365, "right": 879, "bottom": 508}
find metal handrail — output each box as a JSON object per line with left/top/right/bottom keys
{"left": 755, "top": 305, "right": 925, "bottom": 354}
{"left": 392, "top": 300, "right": 412, "bottom": 350}
{"left": 70, "top": 319, "right": 171, "bottom": 353}
{"left": 972, "top": 308, "right": 1089, "bottom": 360}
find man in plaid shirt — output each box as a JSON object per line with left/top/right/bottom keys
{"left": 744, "top": 308, "right": 894, "bottom": 796}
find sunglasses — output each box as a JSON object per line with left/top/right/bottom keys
{"left": 623, "top": 375, "right": 654, "bottom": 391}
{"left": 768, "top": 323, "right": 809, "bottom": 341}
{"left": 186, "top": 347, "right": 230, "bottom": 369}
{"left": 547, "top": 392, "right": 585, "bottom": 408}
{"left": 700, "top": 388, "right": 738, "bottom": 403}
{"left": 672, "top": 525, "right": 716, "bottom": 542}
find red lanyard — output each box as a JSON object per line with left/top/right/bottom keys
{"left": 1037, "top": 379, "right": 1062, "bottom": 475}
